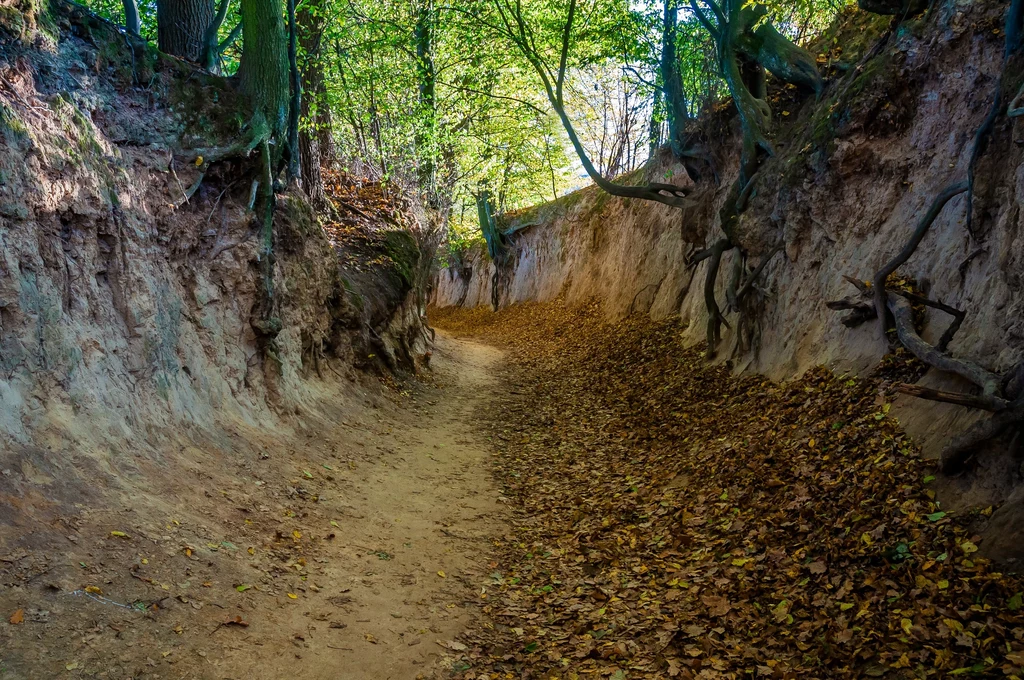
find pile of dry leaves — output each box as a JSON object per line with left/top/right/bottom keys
{"left": 321, "top": 170, "right": 419, "bottom": 249}
{"left": 431, "top": 301, "right": 1024, "bottom": 679}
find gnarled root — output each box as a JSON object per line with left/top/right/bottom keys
{"left": 703, "top": 238, "right": 733, "bottom": 357}
{"left": 887, "top": 294, "right": 1006, "bottom": 410}
{"left": 828, "top": 276, "right": 1022, "bottom": 473}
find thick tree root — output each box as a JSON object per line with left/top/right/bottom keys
{"left": 964, "top": 0, "right": 1024, "bottom": 232}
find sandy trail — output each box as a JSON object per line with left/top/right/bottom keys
{"left": 0, "top": 335, "right": 505, "bottom": 680}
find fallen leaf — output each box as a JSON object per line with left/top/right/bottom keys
{"left": 440, "top": 640, "right": 468, "bottom": 651}
{"left": 9, "top": 609, "right": 24, "bottom": 624}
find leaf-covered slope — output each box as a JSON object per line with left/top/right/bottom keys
{"left": 433, "top": 302, "right": 1024, "bottom": 679}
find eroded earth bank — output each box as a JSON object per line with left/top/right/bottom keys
{"left": 0, "top": 335, "right": 505, "bottom": 680}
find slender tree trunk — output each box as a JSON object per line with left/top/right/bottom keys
{"left": 317, "top": 105, "right": 337, "bottom": 166}
{"left": 123, "top": 0, "right": 141, "bottom": 36}
{"left": 298, "top": 0, "right": 328, "bottom": 209}
{"left": 157, "top": 0, "right": 214, "bottom": 60}
{"left": 648, "top": 87, "right": 662, "bottom": 158}
{"left": 286, "top": 0, "right": 301, "bottom": 182}
{"left": 415, "top": 0, "right": 436, "bottom": 198}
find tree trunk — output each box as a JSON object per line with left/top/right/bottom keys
{"left": 239, "top": 0, "right": 289, "bottom": 148}
{"left": 123, "top": 0, "right": 141, "bottom": 36}
{"left": 199, "top": 0, "right": 229, "bottom": 71}
{"left": 415, "top": 0, "right": 436, "bottom": 198}
{"left": 298, "top": 0, "right": 328, "bottom": 209}
{"left": 286, "top": 0, "right": 301, "bottom": 182}
{"left": 317, "top": 106, "right": 337, "bottom": 167}
{"left": 661, "top": 0, "right": 690, "bottom": 159}
{"left": 157, "top": 0, "right": 214, "bottom": 61}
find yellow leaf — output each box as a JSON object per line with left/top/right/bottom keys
{"left": 248, "top": 547, "right": 255, "bottom": 555}
{"left": 85, "top": 586, "right": 102, "bottom": 595}
{"left": 195, "top": 156, "right": 204, "bottom": 166}
{"left": 839, "top": 602, "right": 854, "bottom": 611}
{"left": 287, "top": 593, "right": 298, "bottom": 599}
{"left": 110, "top": 531, "right": 129, "bottom": 538}
{"left": 900, "top": 618, "right": 913, "bottom": 635}
{"left": 437, "top": 570, "right": 446, "bottom": 578}
{"left": 938, "top": 580, "right": 949, "bottom": 590}
{"left": 293, "top": 530, "right": 302, "bottom": 540}
{"left": 960, "top": 541, "right": 978, "bottom": 555}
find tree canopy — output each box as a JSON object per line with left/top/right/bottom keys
{"left": 79, "top": 0, "right": 850, "bottom": 242}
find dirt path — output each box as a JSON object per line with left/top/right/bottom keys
{"left": 222, "top": 336, "right": 506, "bottom": 680}
{"left": 0, "top": 335, "right": 505, "bottom": 680}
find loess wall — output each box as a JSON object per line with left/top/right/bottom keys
{"left": 0, "top": 5, "right": 428, "bottom": 541}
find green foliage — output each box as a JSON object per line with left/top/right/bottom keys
{"left": 67, "top": 0, "right": 852, "bottom": 252}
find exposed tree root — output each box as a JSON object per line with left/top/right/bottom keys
{"left": 872, "top": 181, "right": 967, "bottom": 330}
{"left": 735, "top": 243, "right": 783, "bottom": 302}
{"left": 895, "top": 383, "right": 1006, "bottom": 411}
{"left": 887, "top": 294, "right": 1005, "bottom": 409}
{"left": 703, "top": 238, "right": 733, "bottom": 357}
{"left": 725, "top": 249, "right": 744, "bottom": 313}
{"left": 828, "top": 277, "right": 1020, "bottom": 473}
{"left": 964, "top": 0, "right": 1024, "bottom": 233}
{"left": 957, "top": 247, "right": 986, "bottom": 280}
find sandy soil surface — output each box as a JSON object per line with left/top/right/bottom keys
{"left": 0, "top": 335, "right": 505, "bottom": 680}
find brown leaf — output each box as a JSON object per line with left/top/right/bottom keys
{"left": 9, "top": 609, "right": 24, "bottom": 625}
{"left": 701, "top": 593, "right": 732, "bottom": 617}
